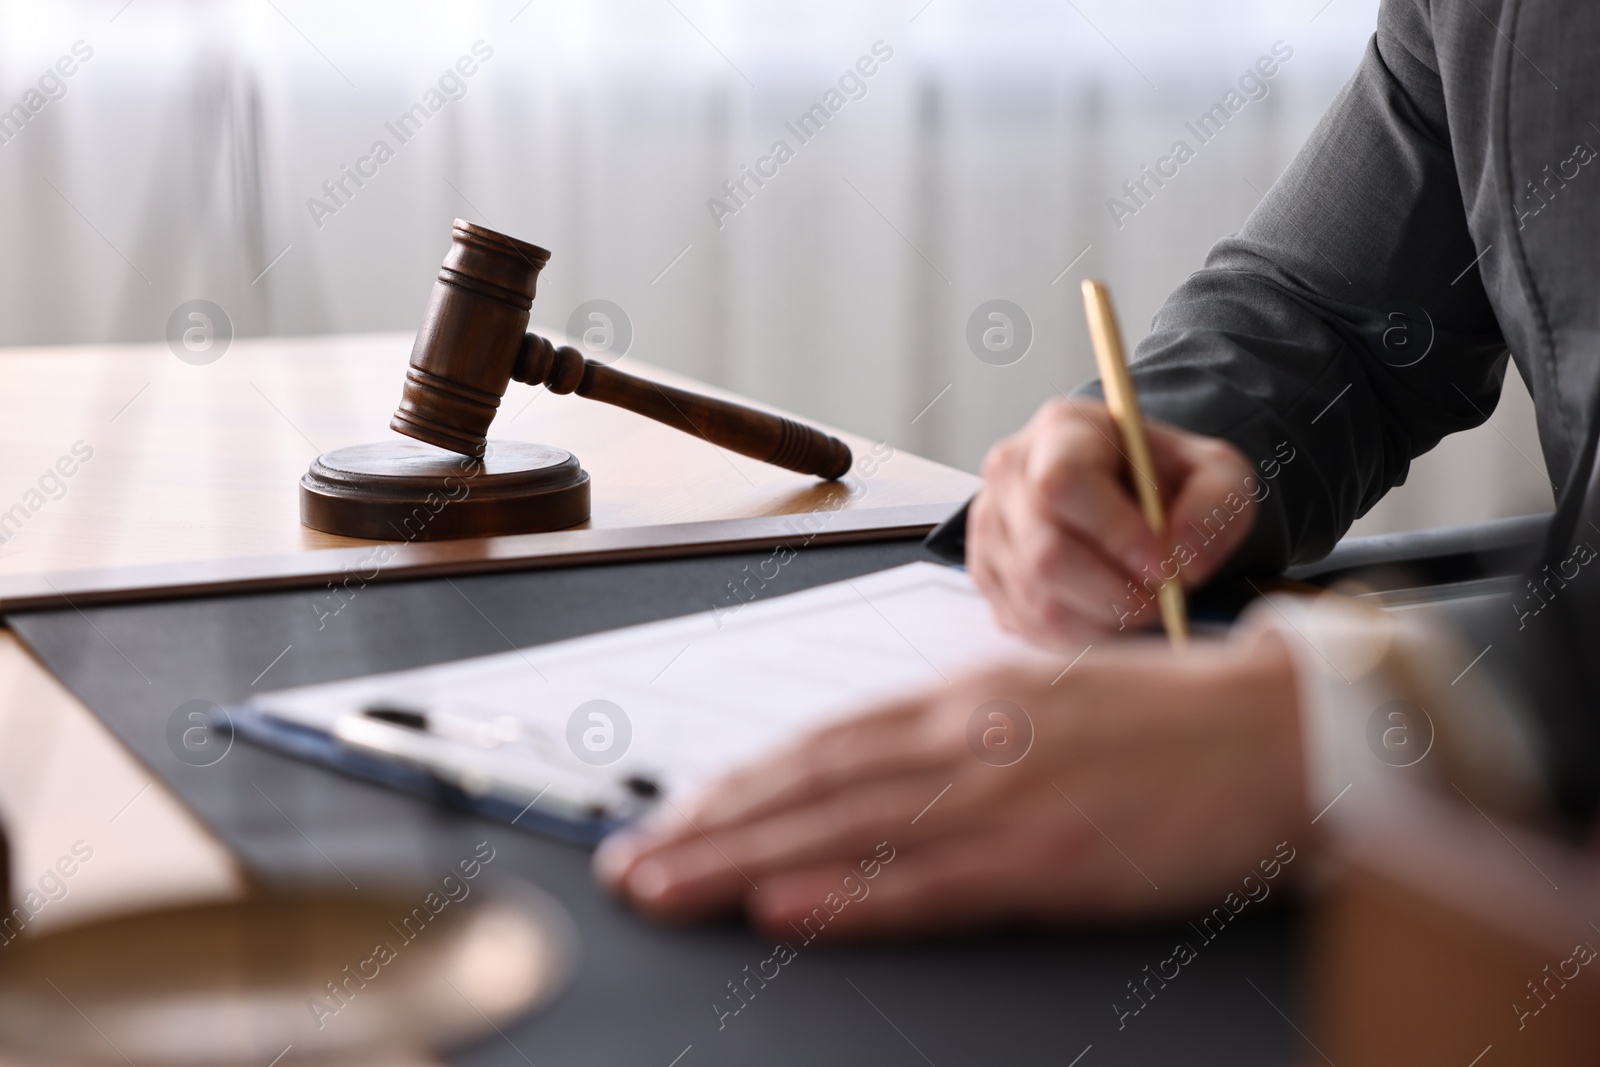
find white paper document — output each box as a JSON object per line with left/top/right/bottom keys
{"left": 249, "top": 562, "right": 1034, "bottom": 822}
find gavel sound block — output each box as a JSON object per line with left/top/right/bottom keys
{"left": 301, "top": 221, "right": 853, "bottom": 541}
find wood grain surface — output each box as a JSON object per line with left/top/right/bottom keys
{"left": 0, "top": 332, "right": 976, "bottom": 583}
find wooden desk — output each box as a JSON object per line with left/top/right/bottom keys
{"left": 1312, "top": 789, "right": 1600, "bottom": 1064}
{"left": 0, "top": 333, "right": 977, "bottom": 934}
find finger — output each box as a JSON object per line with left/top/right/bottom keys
{"left": 602, "top": 831, "right": 753, "bottom": 923}
{"left": 1140, "top": 418, "right": 1203, "bottom": 500}
{"left": 1163, "top": 439, "right": 1258, "bottom": 587}
{"left": 745, "top": 831, "right": 1045, "bottom": 940}
{"left": 671, "top": 697, "right": 946, "bottom": 830}
{"left": 983, "top": 428, "right": 1132, "bottom": 640}
{"left": 967, "top": 546, "right": 1018, "bottom": 636}
{"left": 1026, "top": 401, "right": 1165, "bottom": 577}
{"left": 614, "top": 772, "right": 973, "bottom": 922}
{"left": 596, "top": 694, "right": 946, "bottom": 888}
{"left": 967, "top": 486, "right": 1032, "bottom": 639}
{"left": 994, "top": 501, "right": 1149, "bottom": 635}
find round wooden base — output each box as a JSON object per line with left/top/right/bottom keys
{"left": 300, "top": 439, "right": 590, "bottom": 541}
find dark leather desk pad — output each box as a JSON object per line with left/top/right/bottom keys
{"left": 7, "top": 541, "right": 1298, "bottom": 1066}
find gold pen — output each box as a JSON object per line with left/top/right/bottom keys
{"left": 1080, "top": 279, "right": 1188, "bottom": 650}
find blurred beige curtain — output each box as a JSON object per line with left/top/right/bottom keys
{"left": 0, "top": 0, "right": 1549, "bottom": 532}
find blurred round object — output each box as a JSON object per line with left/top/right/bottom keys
{"left": 0, "top": 881, "right": 575, "bottom": 1065}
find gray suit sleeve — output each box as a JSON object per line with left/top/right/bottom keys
{"left": 1096, "top": 2, "right": 1508, "bottom": 575}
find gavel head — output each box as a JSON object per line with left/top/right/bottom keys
{"left": 390, "top": 220, "right": 551, "bottom": 458}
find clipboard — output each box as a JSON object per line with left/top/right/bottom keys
{"left": 225, "top": 562, "right": 1038, "bottom": 846}
{"left": 224, "top": 704, "right": 626, "bottom": 845}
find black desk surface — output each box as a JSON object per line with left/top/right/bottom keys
{"left": 7, "top": 541, "right": 1300, "bottom": 1066}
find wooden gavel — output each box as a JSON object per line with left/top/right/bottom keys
{"left": 391, "top": 220, "right": 853, "bottom": 480}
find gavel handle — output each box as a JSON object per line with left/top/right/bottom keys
{"left": 513, "top": 333, "right": 853, "bottom": 480}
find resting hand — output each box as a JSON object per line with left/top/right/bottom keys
{"left": 968, "top": 398, "right": 1258, "bottom": 649}
{"left": 592, "top": 628, "right": 1307, "bottom": 938}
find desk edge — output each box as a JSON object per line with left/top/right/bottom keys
{"left": 0, "top": 502, "right": 964, "bottom": 613}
